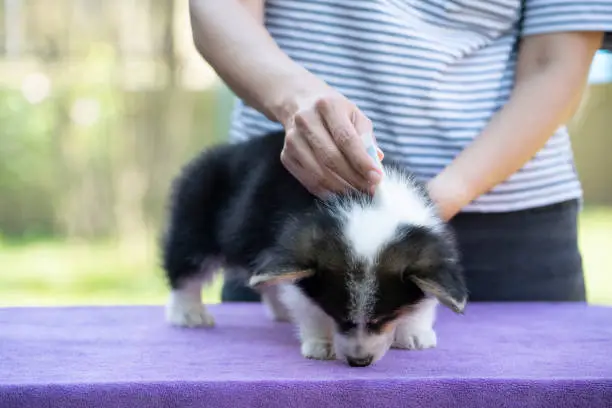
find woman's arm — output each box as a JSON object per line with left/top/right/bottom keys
{"left": 189, "top": 0, "right": 381, "bottom": 196}
{"left": 427, "top": 31, "right": 604, "bottom": 220}
{"left": 189, "top": 0, "right": 308, "bottom": 122}
{"left": 239, "top": 0, "right": 264, "bottom": 23}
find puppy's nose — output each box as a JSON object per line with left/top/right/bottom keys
{"left": 347, "top": 355, "right": 374, "bottom": 367}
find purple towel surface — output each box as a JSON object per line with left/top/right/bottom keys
{"left": 1, "top": 303, "right": 611, "bottom": 408}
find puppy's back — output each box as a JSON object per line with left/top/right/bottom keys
{"left": 161, "top": 131, "right": 314, "bottom": 288}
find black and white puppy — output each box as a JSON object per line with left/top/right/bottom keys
{"left": 162, "top": 131, "right": 467, "bottom": 367}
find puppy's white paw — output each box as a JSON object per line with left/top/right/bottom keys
{"left": 392, "top": 328, "right": 437, "bottom": 350}
{"left": 301, "top": 340, "right": 335, "bottom": 360}
{"left": 166, "top": 294, "right": 215, "bottom": 328}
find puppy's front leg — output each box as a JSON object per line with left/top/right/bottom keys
{"left": 260, "top": 284, "right": 292, "bottom": 322}
{"left": 298, "top": 311, "right": 335, "bottom": 360}
{"left": 280, "top": 285, "right": 335, "bottom": 360}
{"left": 392, "top": 297, "right": 438, "bottom": 350}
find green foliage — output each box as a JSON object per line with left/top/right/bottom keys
{"left": 0, "top": 78, "right": 221, "bottom": 241}
{"left": 0, "top": 88, "right": 60, "bottom": 237}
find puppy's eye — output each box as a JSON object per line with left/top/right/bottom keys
{"left": 367, "top": 315, "right": 395, "bottom": 330}
{"left": 337, "top": 319, "right": 357, "bottom": 332}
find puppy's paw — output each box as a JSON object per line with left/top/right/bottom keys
{"left": 166, "top": 295, "right": 215, "bottom": 328}
{"left": 392, "top": 327, "right": 437, "bottom": 350}
{"left": 301, "top": 340, "right": 335, "bottom": 360}
{"left": 166, "top": 303, "right": 215, "bottom": 327}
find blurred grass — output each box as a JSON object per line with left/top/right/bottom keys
{"left": 0, "top": 238, "right": 222, "bottom": 306}
{"left": 0, "top": 207, "right": 610, "bottom": 307}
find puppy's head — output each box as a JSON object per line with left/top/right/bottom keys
{"left": 250, "top": 170, "right": 467, "bottom": 367}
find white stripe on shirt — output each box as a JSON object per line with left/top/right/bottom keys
{"left": 228, "top": 0, "right": 612, "bottom": 212}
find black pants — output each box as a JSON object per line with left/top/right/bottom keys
{"left": 221, "top": 200, "right": 586, "bottom": 302}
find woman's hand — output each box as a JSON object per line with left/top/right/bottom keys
{"left": 425, "top": 31, "right": 604, "bottom": 221}
{"left": 189, "top": 0, "right": 382, "bottom": 197}
{"left": 426, "top": 174, "right": 471, "bottom": 222}
{"left": 278, "top": 83, "right": 383, "bottom": 198}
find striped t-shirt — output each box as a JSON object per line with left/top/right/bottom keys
{"left": 228, "top": 0, "right": 612, "bottom": 213}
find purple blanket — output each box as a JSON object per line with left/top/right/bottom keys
{"left": 1, "top": 303, "right": 611, "bottom": 408}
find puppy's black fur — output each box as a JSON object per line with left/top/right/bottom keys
{"left": 162, "top": 130, "right": 467, "bottom": 364}
{"left": 162, "top": 131, "right": 316, "bottom": 288}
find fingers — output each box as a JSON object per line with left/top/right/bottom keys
{"left": 278, "top": 92, "right": 383, "bottom": 198}
{"left": 316, "top": 99, "right": 382, "bottom": 186}
{"left": 294, "top": 111, "right": 371, "bottom": 193}
{"left": 281, "top": 128, "right": 352, "bottom": 198}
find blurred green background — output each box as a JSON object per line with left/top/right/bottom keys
{"left": 0, "top": 1, "right": 611, "bottom": 307}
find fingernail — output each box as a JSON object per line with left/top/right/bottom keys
{"left": 368, "top": 170, "right": 382, "bottom": 185}
{"left": 376, "top": 148, "right": 384, "bottom": 161}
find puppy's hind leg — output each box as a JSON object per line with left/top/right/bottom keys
{"left": 165, "top": 258, "right": 220, "bottom": 328}
{"left": 162, "top": 146, "right": 228, "bottom": 328}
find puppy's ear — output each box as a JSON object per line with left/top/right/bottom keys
{"left": 409, "top": 263, "right": 467, "bottom": 314}
{"left": 249, "top": 248, "right": 315, "bottom": 287}
{"left": 249, "top": 213, "right": 333, "bottom": 288}
{"left": 393, "top": 225, "right": 468, "bottom": 313}
{"left": 249, "top": 268, "right": 315, "bottom": 288}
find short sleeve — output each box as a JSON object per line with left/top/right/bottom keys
{"left": 522, "top": 0, "right": 612, "bottom": 37}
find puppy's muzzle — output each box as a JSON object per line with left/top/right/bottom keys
{"left": 347, "top": 355, "right": 374, "bottom": 367}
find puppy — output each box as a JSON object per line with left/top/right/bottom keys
{"left": 161, "top": 131, "right": 467, "bottom": 367}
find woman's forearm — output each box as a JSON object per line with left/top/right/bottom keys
{"left": 189, "top": 0, "right": 313, "bottom": 123}
{"left": 239, "top": 0, "right": 264, "bottom": 23}
{"left": 189, "top": 0, "right": 382, "bottom": 196}
{"left": 428, "top": 32, "right": 603, "bottom": 220}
